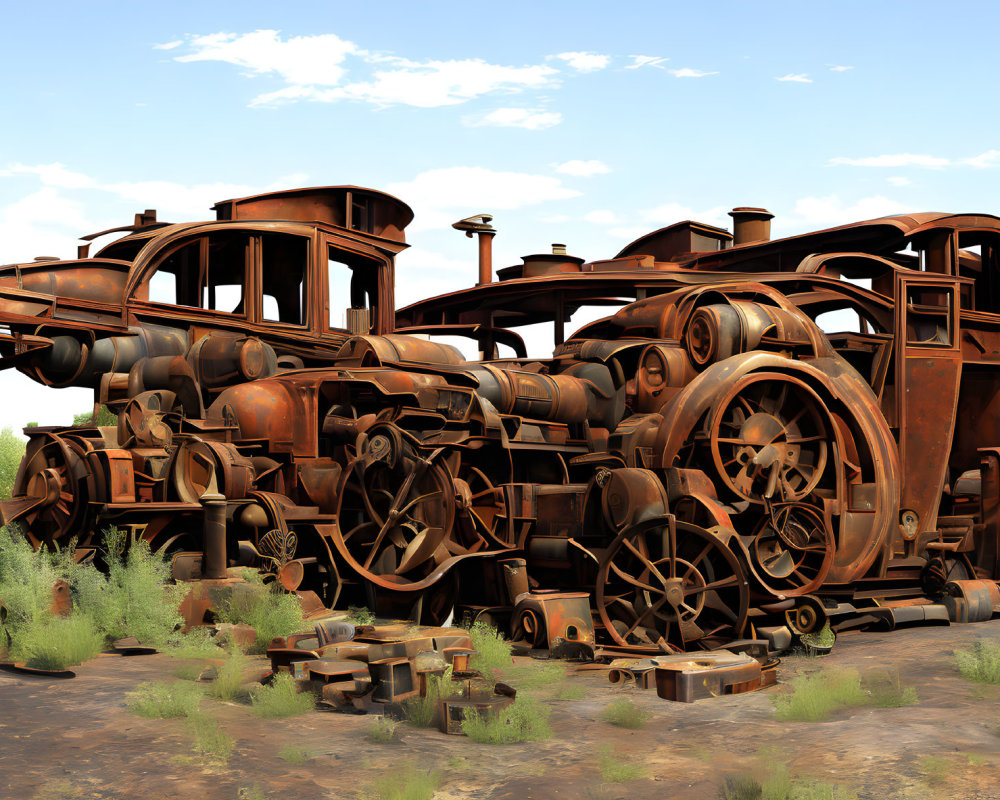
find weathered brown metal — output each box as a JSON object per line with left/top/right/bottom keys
{"left": 2, "top": 186, "right": 1000, "bottom": 659}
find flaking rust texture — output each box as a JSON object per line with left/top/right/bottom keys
{"left": 1, "top": 185, "right": 999, "bottom": 664}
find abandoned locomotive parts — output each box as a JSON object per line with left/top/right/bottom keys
{"left": 1, "top": 184, "right": 999, "bottom": 658}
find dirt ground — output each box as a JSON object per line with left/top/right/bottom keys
{"left": 2, "top": 619, "right": 1000, "bottom": 800}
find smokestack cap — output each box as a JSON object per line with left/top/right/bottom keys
{"left": 728, "top": 207, "right": 774, "bottom": 221}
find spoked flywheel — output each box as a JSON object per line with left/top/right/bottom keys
{"left": 596, "top": 515, "right": 749, "bottom": 650}
{"left": 748, "top": 501, "right": 834, "bottom": 596}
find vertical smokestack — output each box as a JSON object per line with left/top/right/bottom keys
{"left": 729, "top": 207, "right": 774, "bottom": 246}
{"left": 452, "top": 214, "right": 497, "bottom": 285}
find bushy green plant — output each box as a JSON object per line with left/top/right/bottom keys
{"left": 0, "top": 525, "right": 64, "bottom": 648}
{"left": 277, "top": 743, "right": 312, "bottom": 763}
{"left": 188, "top": 713, "right": 234, "bottom": 763}
{"left": 249, "top": 673, "right": 315, "bottom": 718}
{"left": 346, "top": 606, "right": 375, "bottom": 625}
{"left": 209, "top": 647, "right": 249, "bottom": 702}
{"left": 368, "top": 765, "right": 440, "bottom": 800}
{"left": 16, "top": 613, "right": 103, "bottom": 670}
{"left": 127, "top": 680, "right": 202, "bottom": 718}
{"left": 772, "top": 669, "right": 868, "bottom": 722}
{"left": 404, "top": 669, "right": 452, "bottom": 728}
{"left": 600, "top": 697, "right": 651, "bottom": 729}
{"left": 173, "top": 661, "right": 207, "bottom": 681}
{"left": 367, "top": 716, "right": 401, "bottom": 743}
{"left": 72, "top": 528, "right": 184, "bottom": 647}
{"left": 72, "top": 405, "right": 117, "bottom": 427}
{"left": 468, "top": 621, "right": 512, "bottom": 676}
{"left": 956, "top": 640, "right": 1000, "bottom": 684}
{"left": 461, "top": 693, "right": 552, "bottom": 744}
{"left": 218, "top": 572, "right": 305, "bottom": 653}
{"left": 0, "top": 427, "right": 25, "bottom": 501}
{"left": 720, "top": 763, "right": 858, "bottom": 800}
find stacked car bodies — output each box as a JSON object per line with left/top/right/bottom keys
{"left": 2, "top": 187, "right": 998, "bottom": 651}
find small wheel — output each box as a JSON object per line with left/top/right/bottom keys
{"left": 596, "top": 516, "right": 749, "bottom": 650}
{"left": 747, "top": 503, "right": 834, "bottom": 597}
{"left": 709, "top": 373, "right": 830, "bottom": 504}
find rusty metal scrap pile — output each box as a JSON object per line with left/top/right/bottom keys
{"left": 1, "top": 185, "right": 999, "bottom": 681}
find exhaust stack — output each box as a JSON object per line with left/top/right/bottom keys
{"left": 729, "top": 207, "right": 774, "bottom": 246}
{"left": 453, "top": 214, "right": 497, "bottom": 285}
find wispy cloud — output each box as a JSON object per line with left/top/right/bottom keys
{"left": 551, "top": 51, "right": 610, "bottom": 73}
{"left": 626, "top": 55, "right": 669, "bottom": 70}
{"left": 583, "top": 210, "right": 619, "bottom": 225}
{"left": 153, "top": 40, "right": 183, "bottom": 51}
{"left": 669, "top": 68, "right": 718, "bottom": 78}
{"left": 784, "top": 195, "right": 902, "bottom": 230}
{"left": 830, "top": 153, "right": 949, "bottom": 168}
{"left": 776, "top": 73, "right": 812, "bottom": 83}
{"left": 887, "top": 176, "right": 912, "bottom": 187}
{"left": 167, "top": 30, "right": 560, "bottom": 109}
{"left": 828, "top": 65, "right": 854, "bottom": 72}
{"left": 0, "top": 162, "right": 95, "bottom": 189}
{"left": 466, "top": 107, "right": 562, "bottom": 130}
{"left": 552, "top": 159, "right": 611, "bottom": 177}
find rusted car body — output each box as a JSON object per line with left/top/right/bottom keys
{"left": 2, "top": 188, "right": 998, "bottom": 651}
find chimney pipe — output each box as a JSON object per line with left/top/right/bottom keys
{"left": 729, "top": 207, "right": 774, "bottom": 246}
{"left": 452, "top": 214, "right": 497, "bottom": 285}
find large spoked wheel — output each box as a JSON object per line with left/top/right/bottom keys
{"left": 748, "top": 502, "right": 834, "bottom": 597}
{"left": 333, "top": 426, "right": 457, "bottom": 590}
{"left": 2, "top": 433, "right": 91, "bottom": 549}
{"left": 596, "top": 516, "right": 749, "bottom": 650}
{"left": 709, "top": 372, "right": 831, "bottom": 504}
{"left": 453, "top": 459, "right": 512, "bottom": 550}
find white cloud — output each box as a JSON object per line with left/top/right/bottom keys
{"left": 776, "top": 73, "right": 812, "bottom": 83}
{"left": 102, "top": 174, "right": 309, "bottom": 216}
{"left": 153, "top": 40, "right": 183, "bottom": 51}
{"left": 552, "top": 159, "right": 611, "bottom": 177}
{"left": 828, "top": 65, "right": 854, "bottom": 72}
{"left": 784, "top": 195, "right": 902, "bottom": 230}
{"left": 552, "top": 51, "right": 610, "bottom": 73}
{"left": 584, "top": 210, "right": 619, "bottom": 225}
{"left": 964, "top": 149, "right": 1000, "bottom": 168}
{"left": 466, "top": 107, "right": 562, "bottom": 130}
{"left": 0, "top": 162, "right": 95, "bottom": 190}
{"left": 669, "top": 68, "right": 718, "bottom": 78}
{"left": 0, "top": 188, "right": 97, "bottom": 263}
{"left": 169, "top": 31, "right": 559, "bottom": 109}
{"left": 626, "top": 55, "right": 668, "bottom": 70}
{"left": 829, "top": 153, "right": 950, "bottom": 168}
{"left": 887, "top": 176, "right": 912, "bottom": 187}
{"left": 387, "top": 167, "right": 581, "bottom": 231}
{"left": 640, "top": 203, "right": 729, "bottom": 229}
{"left": 174, "top": 30, "right": 359, "bottom": 86}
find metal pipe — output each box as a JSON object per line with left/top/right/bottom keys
{"left": 729, "top": 207, "right": 774, "bottom": 246}
{"left": 201, "top": 492, "right": 228, "bottom": 579}
{"left": 477, "top": 229, "right": 496, "bottom": 286}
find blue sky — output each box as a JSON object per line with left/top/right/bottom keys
{"left": 1, "top": 0, "right": 999, "bottom": 428}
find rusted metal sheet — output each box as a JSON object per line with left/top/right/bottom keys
{"left": 3, "top": 183, "right": 1000, "bottom": 662}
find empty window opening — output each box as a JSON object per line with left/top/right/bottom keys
{"left": 262, "top": 233, "right": 308, "bottom": 325}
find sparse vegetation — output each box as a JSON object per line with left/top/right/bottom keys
{"left": 920, "top": 756, "right": 950, "bottom": 786}
{"left": 468, "top": 621, "right": 512, "bottom": 676}
{"left": 249, "top": 673, "right": 315, "bottom": 718}
{"left": 955, "top": 639, "right": 1000, "bottom": 684}
{"left": 966, "top": 753, "right": 987, "bottom": 766}
{"left": 501, "top": 660, "right": 566, "bottom": 690}
{"left": 772, "top": 669, "right": 868, "bottom": 722}
{"left": 461, "top": 693, "right": 552, "bottom": 744}
{"left": 367, "top": 764, "right": 441, "bottom": 800}
{"left": 208, "top": 647, "right": 249, "bottom": 702}
{"left": 218, "top": 571, "right": 305, "bottom": 653}
{"left": 720, "top": 762, "right": 858, "bottom": 800}
{"left": 551, "top": 683, "right": 585, "bottom": 700}
{"left": 862, "top": 669, "right": 918, "bottom": 708}
{"left": 346, "top": 605, "right": 375, "bottom": 625}
{"left": 72, "top": 405, "right": 117, "bottom": 427}
{"left": 367, "top": 716, "right": 402, "bottom": 743}
{"left": 127, "top": 680, "right": 202, "bottom": 718}
{"left": 0, "top": 427, "right": 25, "bottom": 500}
{"left": 172, "top": 661, "right": 208, "bottom": 681}
{"left": 404, "top": 668, "right": 452, "bottom": 728}
{"left": 277, "top": 743, "right": 312, "bottom": 763}
{"left": 188, "top": 713, "right": 234, "bottom": 763}
{"left": 598, "top": 744, "right": 646, "bottom": 783}
{"left": 237, "top": 786, "right": 270, "bottom": 800}
{"left": 600, "top": 697, "right": 651, "bottom": 729}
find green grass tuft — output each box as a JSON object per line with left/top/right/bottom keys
{"left": 237, "top": 786, "right": 270, "bottom": 800}
{"left": 249, "top": 673, "right": 315, "bottom": 718}
{"left": 461, "top": 693, "right": 552, "bottom": 744}
{"left": 188, "top": 713, "right": 234, "bottom": 763}
{"left": 468, "top": 621, "right": 512, "bottom": 676}
{"left": 17, "top": 613, "right": 103, "bottom": 670}
{"left": 218, "top": 572, "right": 305, "bottom": 653}
{"left": 367, "top": 764, "right": 441, "bottom": 800}
{"left": 720, "top": 763, "right": 858, "bottom": 800}
{"left": 600, "top": 697, "right": 651, "bottom": 729}
{"left": 551, "top": 683, "right": 585, "bottom": 700}
{"left": 172, "top": 661, "right": 207, "bottom": 681}
{"left": 920, "top": 756, "right": 950, "bottom": 786}
{"left": 598, "top": 745, "right": 646, "bottom": 783}
{"left": 772, "top": 669, "right": 868, "bottom": 722}
{"left": 404, "top": 668, "right": 452, "bottom": 728}
{"left": 501, "top": 660, "right": 566, "bottom": 690}
{"left": 367, "top": 716, "right": 402, "bottom": 743}
{"left": 209, "top": 647, "right": 249, "bottom": 702}
{"left": 346, "top": 606, "right": 375, "bottom": 625}
{"left": 861, "top": 670, "right": 918, "bottom": 708}
{"left": 956, "top": 640, "right": 1000, "bottom": 684}
{"left": 277, "top": 743, "right": 312, "bottom": 763}
{"left": 0, "top": 427, "right": 25, "bottom": 501}
{"left": 127, "top": 680, "right": 202, "bottom": 718}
